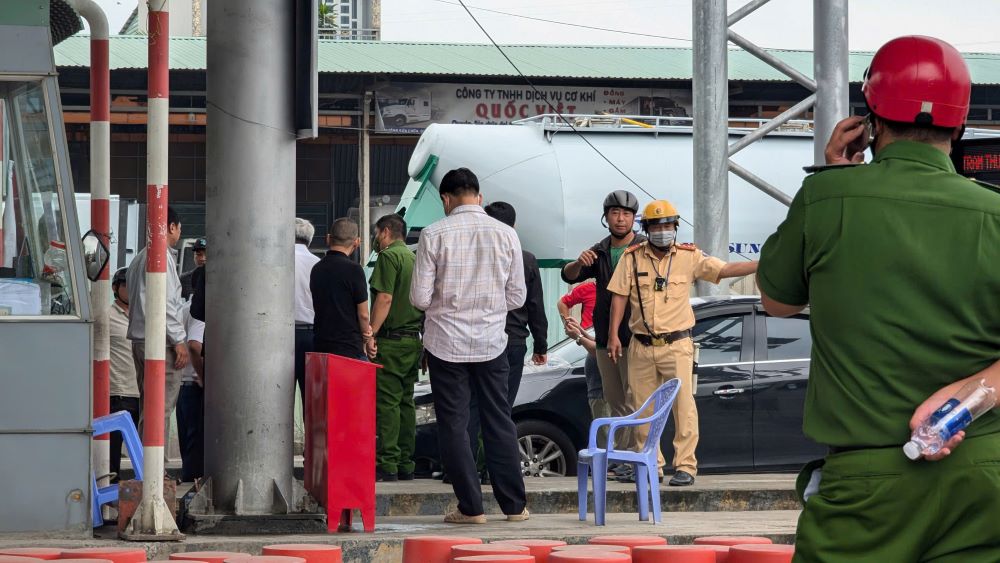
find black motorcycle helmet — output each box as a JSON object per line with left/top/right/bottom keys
{"left": 602, "top": 190, "right": 640, "bottom": 215}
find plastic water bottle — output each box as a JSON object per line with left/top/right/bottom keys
{"left": 904, "top": 379, "right": 997, "bottom": 460}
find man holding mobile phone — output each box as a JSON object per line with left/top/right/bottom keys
{"left": 758, "top": 36, "right": 1000, "bottom": 561}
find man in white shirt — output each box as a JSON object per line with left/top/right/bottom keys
{"left": 294, "top": 218, "right": 321, "bottom": 404}
{"left": 410, "top": 167, "right": 528, "bottom": 524}
{"left": 126, "top": 206, "right": 188, "bottom": 452}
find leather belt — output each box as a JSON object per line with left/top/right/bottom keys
{"left": 378, "top": 329, "right": 421, "bottom": 340}
{"left": 295, "top": 323, "right": 313, "bottom": 330}
{"left": 633, "top": 329, "right": 691, "bottom": 347}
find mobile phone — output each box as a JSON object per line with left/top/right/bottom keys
{"left": 846, "top": 114, "right": 873, "bottom": 156}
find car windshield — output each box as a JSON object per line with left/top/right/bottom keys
{"left": 528, "top": 327, "right": 593, "bottom": 371}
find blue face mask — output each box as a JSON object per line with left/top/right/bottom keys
{"left": 649, "top": 230, "right": 676, "bottom": 249}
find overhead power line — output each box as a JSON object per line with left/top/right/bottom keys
{"left": 436, "top": 0, "right": 693, "bottom": 43}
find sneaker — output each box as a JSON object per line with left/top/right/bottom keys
{"left": 506, "top": 508, "right": 530, "bottom": 522}
{"left": 397, "top": 471, "right": 415, "bottom": 481}
{"left": 444, "top": 510, "right": 487, "bottom": 524}
{"left": 668, "top": 470, "right": 695, "bottom": 487}
{"left": 375, "top": 468, "right": 398, "bottom": 482}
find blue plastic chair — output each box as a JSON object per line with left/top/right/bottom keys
{"left": 577, "top": 378, "right": 681, "bottom": 526}
{"left": 91, "top": 410, "right": 144, "bottom": 527}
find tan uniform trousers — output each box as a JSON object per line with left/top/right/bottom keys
{"left": 627, "top": 337, "right": 698, "bottom": 474}
{"left": 595, "top": 349, "right": 633, "bottom": 450}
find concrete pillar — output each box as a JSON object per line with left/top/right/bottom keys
{"left": 204, "top": 0, "right": 296, "bottom": 515}
{"left": 813, "top": 0, "right": 850, "bottom": 165}
{"left": 359, "top": 91, "right": 372, "bottom": 261}
{"left": 693, "top": 0, "right": 729, "bottom": 296}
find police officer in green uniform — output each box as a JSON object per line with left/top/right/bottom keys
{"left": 758, "top": 36, "right": 1000, "bottom": 561}
{"left": 368, "top": 213, "right": 424, "bottom": 482}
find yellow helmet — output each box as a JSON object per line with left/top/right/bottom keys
{"left": 641, "top": 200, "right": 680, "bottom": 227}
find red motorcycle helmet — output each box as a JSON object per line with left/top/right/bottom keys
{"left": 862, "top": 36, "right": 971, "bottom": 128}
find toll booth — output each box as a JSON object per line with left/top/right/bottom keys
{"left": 0, "top": 2, "right": 101, "bottom": 536}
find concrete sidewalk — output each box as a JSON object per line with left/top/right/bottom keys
{"left": 376, "top": 474, "right": 799, "bottom": 516}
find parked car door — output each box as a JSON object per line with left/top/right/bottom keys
{"left": 662, "top": 304, "right": 755, "bottom": 472}
{"left": 751, "top": 311, "right": 826, "bottom": 469}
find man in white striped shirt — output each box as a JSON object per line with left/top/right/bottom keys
{"left": 410, "top": 167, "right": 529, "bottom": 524}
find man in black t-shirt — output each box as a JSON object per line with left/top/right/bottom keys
{"left": 310, "top": 218, "right": 372, "bottom": 359}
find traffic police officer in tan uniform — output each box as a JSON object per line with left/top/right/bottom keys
{"left": 607, "top": 199, "right": 757, "bottom": 486}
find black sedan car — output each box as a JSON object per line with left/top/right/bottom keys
{"left": 412, "top": 295, "right": 825, "bottom": 477}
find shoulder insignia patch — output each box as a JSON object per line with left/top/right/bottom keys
{"left": 623, "top": 242, "right": 645, "bottom": 254}
{"left": 676, "top": 242, "right": 698, "bottom": 251}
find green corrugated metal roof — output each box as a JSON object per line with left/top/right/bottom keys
{"left": 53, "top": 35, "right": 1000, "bottom": 84}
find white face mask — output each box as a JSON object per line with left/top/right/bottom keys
{"left": 649, "top": 230, "right": 676, "bottom": 249}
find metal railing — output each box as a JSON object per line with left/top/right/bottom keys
{"left": 513, "top": 113, "right": 815, "bottom": 135}
{"left": 318, "top": 27, "right": 380, "bottom": 41}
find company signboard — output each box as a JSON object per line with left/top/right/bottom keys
{"left": 375, "top": 82, "right": 690, "bottom": 133}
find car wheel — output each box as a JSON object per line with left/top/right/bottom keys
{"left": 392, "top": 115, "right": 407, "bottom": 127}
{"left": 516, "top": 420, "right": 577, "bottom": 477}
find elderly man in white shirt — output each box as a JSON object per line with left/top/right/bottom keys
{"left": 410, "top": 167, "right": 528, "bottom": 525}
{"left": 294, "top": 218, "right": 321, "bottom": 404}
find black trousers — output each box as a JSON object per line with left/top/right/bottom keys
{"left": 294, "top": 326, "right": 315, "bottom": 406}
{"left": 176, "top": 382, "right": 205, "bottom": 482}
{"left": 109, "top": 395, "right": 141, "bottom": 482}
{"left": 427, "top": 351, "right": 526, "bottom": 517}
{"left": 468, "top": 342, "right": 527, "bottom": 466}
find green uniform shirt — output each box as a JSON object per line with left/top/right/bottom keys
{"left": 370, "top": 240, "right": 423, "bottom": 332}
{"left": 758, "top": 140, "right": 1000, "bottom": 448}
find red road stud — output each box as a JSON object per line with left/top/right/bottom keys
{"left": 693, "top": 538, "right": 771, "bottom": 548}
{"left": 549, "top": 552, "right": 631, "bottom": 562}
{"left": 551, "top": 546, "right": 630, "bottom": 554}
{"left": 492, "top": 540, "right": 566, "bottom": 563}
{"left": 61, "top": 549, "right": 145, "bottom": 563}
{"left": 0, "top": 550, "right": 64, "bottom": 560}
{"left": 589, "top": 536, "right": 668, "bottom": 552}
{"left": 453, "top": 556, "right": 536, "bottom": 563}
{"left": 262, "top": 545, "right": 342, "bottom": 563}
{"left": 0, "top": 556, "right": 45, "bottom": 563}
{"left": 171, "top": 553, "right": 249, "bottom": 563}
{"left": 726, "top": 545, "right": 793, "bottom": 563}
{"left": 402, "top": 537, "right": 484, "bottom": 563}
{"left": 222, "top": 557, "right": 303, "bottom": 563}
{"left": 450, "top": 545, "right": 529, "bottom": 562}
{"left": 633, "top": 545, "right": 720, "bottom": 563}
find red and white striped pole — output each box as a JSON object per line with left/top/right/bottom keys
{"left": 125, "top": 0, "right": 180, "bottom": 538}
{"left": 66, "top": 0, "right": 112, "bottom": 502}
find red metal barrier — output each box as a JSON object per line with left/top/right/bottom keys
{"left": 305, "top": 353, "right": 379, "bottom": 532}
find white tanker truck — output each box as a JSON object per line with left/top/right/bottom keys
{"left": 395, "top": 115, "right": 816, "bottom": 266}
